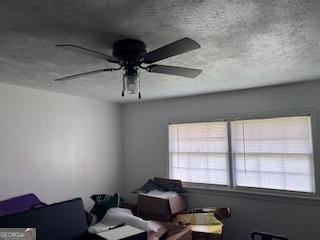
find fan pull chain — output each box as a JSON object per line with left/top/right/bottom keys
{"left": 138, "top": 71, "right": 142, "bottom": 99}
{"left": 122, "top": 71, "right": 125, "bottom": 97}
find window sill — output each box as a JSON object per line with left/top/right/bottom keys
{"left": 183, "top": 183, "right": 320, "bottom": 206}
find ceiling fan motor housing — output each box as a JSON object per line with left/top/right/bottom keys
{"left": 112, "top": 39, "right": 147, "bottom": 62}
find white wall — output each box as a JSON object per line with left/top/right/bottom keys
{"left": 123, "top": 80, "right": 320, "bottom": 240}
{"left": 0, "top": 82, "right": 122, "bottom": 209}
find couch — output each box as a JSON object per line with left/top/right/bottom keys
{"left": 0, "top": 198, "right": 104, "bottom": 240}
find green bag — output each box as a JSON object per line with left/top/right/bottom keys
{"left": 90, "top": 193, "right": 121, "bottom": 222}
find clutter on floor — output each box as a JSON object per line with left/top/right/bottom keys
{"left": 0, "top": 178, "right": 231, "bottom": 240}
{"left": 97, "top": 225, "right": 147, "bottom": 240}
{"left": 148, "top": 222, "right": 192, "bottom": 240}
{"left": 129, "top": 177, "right": 230, "bottom": 239}
{"left": 88, "top": 207, "right": 161, "bottom": 234}
{"left": 137, "top": 189, "right": 186, "bottom": 221}
{"left": 135, "top": 178, "right": 187, "bottom": 222}
{"left": 90, "top": 193, "right": 122, "bottom": 222}
{"left": 0, "top": 198, "right": 104, "bottom": 240}
{"left": 0, "top": 193, "right": 46, "bottom": 217}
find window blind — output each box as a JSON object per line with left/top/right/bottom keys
{"left": 231, "top": 116, "right": 314, "bottom": 193}
{"left": 169, "top": 122, "right": 229, "bottom": 185}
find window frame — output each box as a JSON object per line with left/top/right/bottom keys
{"left": 167, "top": 108, "right": 320, "bottom": 199}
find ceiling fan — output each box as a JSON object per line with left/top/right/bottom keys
{"left": 54, "top": 37, "right": 202, "bottom": 99}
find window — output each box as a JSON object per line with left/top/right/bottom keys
{"left": 232, "top": 116, "right": 314, "bottom": 193}
{"left": 169, "top": 122, "right": 229, "bottom": 185}
{"left": 169, "top": 115, "right": 315, "bottom": 194}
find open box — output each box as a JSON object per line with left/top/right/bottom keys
{"left": 148, "top": 222, "right": 192, "bottom": 240}
{"left": 137, "top": 178, "right": 187, "bottom": 222}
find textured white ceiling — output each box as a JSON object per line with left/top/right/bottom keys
{"left": 1, "top": 0, "right": 320, "bottom": 102}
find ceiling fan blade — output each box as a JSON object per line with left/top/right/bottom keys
{"left": 56, "top": 44, "right": 119, "bottom": 62}
{"left": 147, "top": 65, "right": 202, "bottom": 78}
{"left": 142, "top": 38, "right": 201, "bottom": 64}
{"left": 54, "top": 68, "right": 116, "bottom": 81}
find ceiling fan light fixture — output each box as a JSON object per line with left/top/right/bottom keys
{"left": 126, "top": 76, "right": 138, "bottom": 94}
{"left": 123, "top": 66, "right": 139, "bottom": 94}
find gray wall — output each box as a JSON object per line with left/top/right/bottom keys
{"left": 0, "top": 82, "right": 122, "bottom": 209}
{"left": 123, "top": 80, "right": 320, "bottom": 240}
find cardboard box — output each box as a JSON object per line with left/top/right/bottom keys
{"left": 174, "top": 210, "right": 227, "bottom": 240}
{"left": 148, "top": 222, "right": 192, "bottom": 240}
{"left": 137, "top": 178, "right": 186, "bottom": 222}
{"left": 175, "top": 212, "right": 222, "bottom": 225}
{"left": 185, "top": 207, "right": 231, "bottom": 220}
